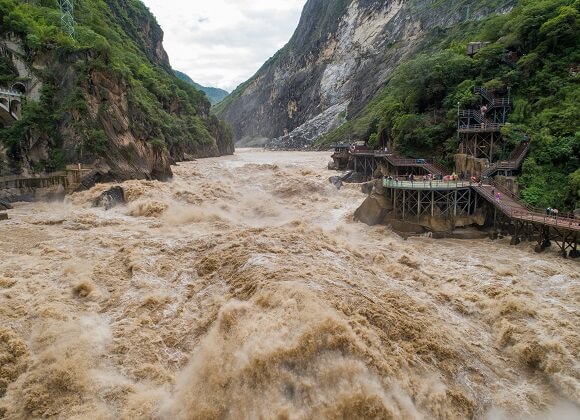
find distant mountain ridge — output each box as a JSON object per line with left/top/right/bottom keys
{"left": 174, "top": 70, "right": 229, "bottom": 105}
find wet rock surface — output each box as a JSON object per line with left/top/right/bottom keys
{"left": 75, "top": 169, "right": 119, "bottom": 193}
{"left": 94, "top": 186, "right": 125, "bottom": 210}
{"left": 0, "top": 199, "right": 12, "bottom": 210}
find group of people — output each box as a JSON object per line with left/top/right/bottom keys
{"left": 406, "top": 173, "right": 443, "bottom": 182}
{"left": 386, "top": 173, "right": 482, "bottom": 183}
{"left": 545, "top": 207, "right": 560, "bottom": 217}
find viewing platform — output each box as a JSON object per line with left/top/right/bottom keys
{"left": 379, "top": 176, "right": 579, "bottom": 258}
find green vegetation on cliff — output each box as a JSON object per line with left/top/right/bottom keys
{"left": 0, "top": 0, "right": 233, "bottom": 178}
{"left": 321, "top": 0, "right": 579, "bottom": 210}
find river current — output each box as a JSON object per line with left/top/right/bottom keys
{"left": 0, "top": 149, "right": 578, "bottom": 419}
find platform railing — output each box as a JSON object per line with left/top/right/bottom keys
{"left": 458, "top": 122, "right": 503, "bottom": 132}
{"left": 382, "top": 177, "right": 473, "bottom": 190}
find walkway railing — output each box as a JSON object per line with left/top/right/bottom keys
{"left": 350, "top": 150, "right": 390, "bottom": 156}
{"left": 459, "top": 109, "right": 488, "bottom": 124}
{"left": 510, "top": 211, "right": 579, "bottom": 230}
{"left": 349, "top": 151, "right": 449, "bottom": 176}
{"left": 458, "top": 123, "right": 503, "bottom": 132}
{"left": 0, "top": 88, "right": 22, "bottom": 97}
{"left": 383, "top": 177, "right": 472, "bottom": 190}
{"left": 0, "top": 166, "right": 93, "bottom": 191}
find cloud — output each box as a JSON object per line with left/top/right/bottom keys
{"left": 141, "top": 0, "right": 306, "bottom": 91}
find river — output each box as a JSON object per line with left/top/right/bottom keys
{"left": 0, "top": 149, "right": 578, "bottom": 419}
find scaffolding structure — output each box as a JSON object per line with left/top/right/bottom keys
{"left": 457, "top": 86, "right": 511, "bottom": 164}
{"left": 59, "top": 0, "right": 75, "bottom": 39}
{"left": 386, "top": 185, "right": 482, "bottom": 221}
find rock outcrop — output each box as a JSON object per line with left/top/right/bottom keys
{"left": 0, "top": 199, "right": 12, "bottom": 210}
{"left": 216, "top": 0, "right": 514, "bottom": 147}
{"left": 455, "top": 154, "right": 489, "bottom": 178}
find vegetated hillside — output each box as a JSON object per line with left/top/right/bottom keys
{"left": 174, "top": 70, "right": 229, "bottom": 105}
{"left": 321, "top": 0, "right": 579, "bottom": 211}
{"left": 0, "top": 0, "right": 234, "bottom": 181}
{"left": 214, "top": 0, "right": 514, "bottom": 146}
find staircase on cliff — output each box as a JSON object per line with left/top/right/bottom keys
{"left": 458, "top": 86, "right": 512, "bottom": 162}
{"left": 481, "top": 140, "right": 530, "bottom": 178}
{"left": 458, "top": 86, "right": 529, "bottom": 178}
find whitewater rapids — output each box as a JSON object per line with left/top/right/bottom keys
{"left": 0, "top": 149, "right": 578, "bottom": 419}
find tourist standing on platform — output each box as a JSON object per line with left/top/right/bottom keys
{"left": 480, "top": 105, "right": 488, "bottom": 128}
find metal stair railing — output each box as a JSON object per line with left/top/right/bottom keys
{"left": 481, "top": 163, "right": 499, "bottom": 178}
{"left": 510, "top": 141, "right": 530, "bottom": 168}
{"left": 481, "top": 141, "right": 530, "bottom": 178}
{"left": 474, "top": 86, "right": 512, "bottom": 109}
{"left": 459, "top": 109, "right": 489, "bottom": 124}
{"left": 424, "top": 162, "right": 449, "bottom": 176}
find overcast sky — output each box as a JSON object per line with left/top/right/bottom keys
{"left": 141, "top": 0, "right": 307, "bottom": 92}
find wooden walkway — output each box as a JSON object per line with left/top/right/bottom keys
{"left": 0, "top": 166, "right": 93, "bottom": 193}
{"left": 472, "top": 183, "right": 579, "bottom": 232}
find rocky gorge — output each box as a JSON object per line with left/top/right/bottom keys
{"left": 215, "top": 0, "right": 515, "bottom": 148}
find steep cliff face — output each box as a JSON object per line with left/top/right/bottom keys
{"left": 0, "top": 0, "right": 234, "bottom": 180}
{"left": 215, "top": 0, "right": 514, "bottom": 146}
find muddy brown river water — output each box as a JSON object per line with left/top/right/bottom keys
{"left": 0, "top": 149, "right": 578, "bottom": 419}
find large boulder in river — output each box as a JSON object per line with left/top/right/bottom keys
{"left": 342, "top": 172, "right": 365, "bottom": 184}
{"left": 0, "top": 199, "right": 13, "bottom": 210}
{"left": 94, "top": 186, "right": 125, "bottom": 210}
{"left": 354, "top": 194, "right": 392, "bottom": 226}
{"left": 329, "top": 176, "right": 343, "bottom": 190}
